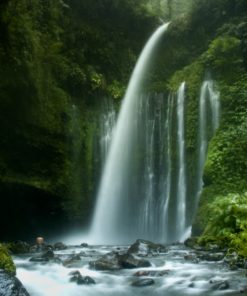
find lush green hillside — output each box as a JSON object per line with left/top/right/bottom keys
{"left": 165, "top": 0, "right": 247, "bottom": 256}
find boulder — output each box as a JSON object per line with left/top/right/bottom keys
{"left": 89, "top": 252, "right": 121, "bottom": 271}
{"left": 30, "top": 244, "right": 53, "bottom": 253}
{"left": 131, "top": 278, "right": 155, "bottom": 287}
{"left": 29, "top": 250, "right": 55, "bottom": 263}
{"left": 210, "top": 279, "right": 230, "bottom": 290}
{"left": 89, "top": 251, "right": 151, "bottom": 271}
{"left": 128, "top": 239, "right": 167, "bottom": 256}
{"left": 62, "top": 254, "right": 82, "bottom": 268}
{"left": 119, "top": 253, "right": 151, "bottom": 269}
{"left": 53, "top": 242, "right": 67, "bottom": 251}
{"left": 184, "top": 254, "right": 199, "bottom": 263}
{"left": 0, "top": 270, "right": 30, "bottom": 296}
{"left": 184, "top": 237, "right": 201, "bottom": 249}
{"left": 8, "top": 241, "right": 30, "bottom": 254}
{"left": 134, "top": 269, "right": 170, "bottom": 277}
{"left": 69, "top": 270, "right": 95, "bottom": 285}
{"left": 198, "top": 252, "right": 224, "bottom": 262}
{"left": 80, "top": 243, "right": 88, "bottom": 248}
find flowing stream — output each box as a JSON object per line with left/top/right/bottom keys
{"left": 14, "top": 244, "right": 247, "bottom": 296}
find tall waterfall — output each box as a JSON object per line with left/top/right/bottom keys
{"left": 89, "top": 23, "right": 169, "bottom": 244}
{"left": 88, "top": 23, "right": 221, "bottom": 244}
{"left": 176, "top": 82, "right": 187, "bottom": 240}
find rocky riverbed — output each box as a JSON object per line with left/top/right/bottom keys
{"left": 9, "top": 239, "right": 247, "bottom": 296}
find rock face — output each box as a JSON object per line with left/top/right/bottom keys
{"left": 89, "top": 251, "right": 151, "bottom": 271}
{"left": 0, "top": 270, "right": 29, "bottom": 296}
{"left": 127, "top": 239, "right": 167, "bottom": 256}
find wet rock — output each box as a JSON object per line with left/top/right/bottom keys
{"left": 184, "top": 254, "right": 199, "bottom": 263}
{"left": 198, "top": 252, "right": 224, "bottom": 262}
{"left": 29, "top": 249, "right": 55, "bottom": 263}
{"left": 184, "top": 237, "right": 199, "bottom": 249}
{"left": 223, "top": 252, "right": 246, "bottom": 270}
{"left": 0, "top": 270, "right": 30, "bottom": 296}
{"left": 210, "top": 279, "right": 230, "bottom": 290}
{"left": 80, "top": 243, "right": 88, "bottom": 248}
{"left": 89, "top": 251, "right": 151, "bottom": 271}
{"left": 188, "top": 282, "right": 195, "bottom": 288}
{"left": 89, "top": 252, "right": 121, "bottom": 271}
{"left": 78, "top": 276, "right": 95, "bottom": 285}
{"left": 30, "top": 243, "right": 53, "bottom": 253}
{"left": 8, "top": 241, "right": 31, "bottom": 254}
{"left": 128, "top": 239, "right": 167, "bottom": 256}
{"left": 69, "top": 270, "right": 95, "bottom": 285}
{"left": 54, "top": 242, "right": 67, "bottom": 250}
{"left": 239, "top": 285, "right": 247, "bottom": 293}
{"left": 119, "top": 253, "right": 151, "bottom": 269}
{"left": 131, "top": 278, "right": 155, "bottom": 287}
{"left": 63, "top": 254, "right": 82, "bottom": 268}
{"left": 134, "top": 269, "right": 170, "bottom": 277}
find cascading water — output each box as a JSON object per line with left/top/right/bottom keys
{"left": 176, "top": 82, "right": 187, "bottom": 241}
{"left": 195, "top": 80, "right": 220, "bottom": 205}
{"left": 99, "top": 100, "right": 116, "bottom": 164}
{"left": 88, "top": 21, "right": 220, "bottom": 245}
{"left": 89, "top": 23, "right": 170, "bottom": 244}
{"left": 161, "top": 94, "right": 173, "bottom": 242}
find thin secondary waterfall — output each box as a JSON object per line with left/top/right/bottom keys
{"left": 196, "top": 80, "right": 220, "bottom": 204}
{"left": 99, "top": 100, "right": 116, "bottom": 164}
{"left": 162, "top": 94, "right": 173, "bottom": 242}
{"left": 176, "top": 82, "right": 187, "bottom": 241}
{"left": 90, "top": 23, "right": 169, "bottom": 244}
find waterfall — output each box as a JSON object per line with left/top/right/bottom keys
{"left": 87, "top": 22, "right": 220, "bottom": 245}
{"left": 161, "top": 94, "right": 173, "bottom": 242}
{"left": 196, "top": 80, "right": 220, "bottom": 204}
{"left": 89, "top": 23, "right": 169, "bottom": 244}
{"left": 99, "top": 100, "right": 116, "bottom": 164}
{"left": 176, "top": 82, "right": 187, "bottom": 241}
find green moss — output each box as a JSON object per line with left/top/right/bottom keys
{"left": 0, "top": 244, "right": 16, "bottom": 274}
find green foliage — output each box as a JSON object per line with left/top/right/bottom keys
{"left": 199, "top": 192, "right": 247, "bottom": 257}
{"left": 0, "top": 244, "right": 16, "bottom": 274}
{"left": 0, "top": 0, "right": 160, "bottom": 225}
{"left": 203, "top": 74, "right": 247, "bottom": 191}
{"left": 203, "top": 36, "right": 243, "bottom": 81}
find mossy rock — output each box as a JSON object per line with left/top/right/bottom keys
{"left": 0, "top": 244, "right": 16, "bottom": 275}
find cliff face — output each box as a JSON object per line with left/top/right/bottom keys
{"left": 0, "top": 0, "right": 157, "bottom": 240}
